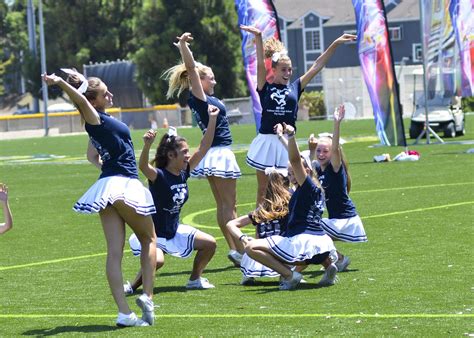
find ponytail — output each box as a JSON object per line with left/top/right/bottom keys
{"left": 152, "top": 133, "right": 187, "bottom": 168}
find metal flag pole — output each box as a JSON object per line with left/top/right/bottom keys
{"left": 38, "top": 0, "right": 49, "bottom": 136}
{"left": 415, "top": 0, "right": 443, "bottom": 144}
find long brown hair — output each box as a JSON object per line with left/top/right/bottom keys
{"left": 251, "top": 172, "right": 291, "bottom": 223}
{"left": 152, "top": 133, "right": 187, "bottom": 168}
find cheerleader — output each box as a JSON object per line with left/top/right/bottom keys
{"left": 309, "top": 104, "right": 367, "bottom": 271}
{"left": 125, "top": 105, "right": 219, "bottom": 292}
{"left": 163, "top": 32, "right": 243, "bottom": 266}
{"left": 226, "top": 170, "right": 290, "bottom": 285}
{"left": 43, "top": 71, "right": 156, "bottom": 327}
{"left": 240, "top": 25, "right": 356, "bottom": 205}
{"left": 244, "top": 123, "right": 338, "bottom": 291}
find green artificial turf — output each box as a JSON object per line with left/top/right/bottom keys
{"left": 0, "top": 117, "right": 472, "bottom": 336}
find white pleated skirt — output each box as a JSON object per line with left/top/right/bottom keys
{"left": 321, "top": 215, "right": 367, "bottom": 242}
{"left": 240, "top": 252, "right": 280, "bottom": 278}
{"left": 129, "top": 224, "right": 197, "bottom": 258}
{"left": 191, "top": 146, "right": 241, "bottom": 179}
{"left": 246, "top": 134, "right": 288, "bottom": 171}
{"left": 73, "top": 176, "right": 155, "bottom": 216}
{"left": 265, "top": 233, "right": 337, "bottom": 264}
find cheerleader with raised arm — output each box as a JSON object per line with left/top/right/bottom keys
{"left": 43, "top": 70, "right": 156, "bottom": 327}
{"left": 125, "top": 105, "right": 219, "bottom": 292}
{"left": 240, "top": 25, "right": 356, "bottom": 206}
{"left": 244, "top": 123, "right": 338, "bottom": 291}
{"left": 226, "top": 170, "right": 290, "bottom": 285}
{"left": 163, "top": 32, "right": 243, "bottom": 266}
{"left": 308, "top": 104, "right": 367, "bottom": 271}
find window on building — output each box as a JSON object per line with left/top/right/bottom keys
{"left": 305, "top": 30, "right": 321, "bottom": 51}
{"left": 389, "top": 26, "right": 403, "bottom": 41}
{"left": 412, "top": 43, "right": 422, "bottom": 62}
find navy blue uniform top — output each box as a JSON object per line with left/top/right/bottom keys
{"left": 315, "top": 162, "right": 357, "bottom": 219}
{"left": 248, "top": 213, "right": 288, "bottom": 238}
{"left": 257, "top": 79, "right": 303, "bottom": 134}
{"left": 188, "top": 92, "right": 232, "bottom": 147}
{"left": 85, "top": 111, "right": 138, "bottom": 179}
{"left": 285, "top": 176, "right": 325, "bottom": 237}
{"left": 148, "top": 165, "right": 190, "bottom": 239}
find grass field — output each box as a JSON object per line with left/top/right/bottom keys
{"left": 0, "top": 117, "right": 473, "bottom": 336}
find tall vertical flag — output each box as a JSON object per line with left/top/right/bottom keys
{"left": 235, "top": 0, "right": 280, "bottom": 131}
{"left": 421, "top": 0, "right": 457, "bottom": 100}
{"left": 449, "top": 0, "right": 474, "bottom": 97}
{"left": 352, "top": 0, "right": 406, "bottom": 146}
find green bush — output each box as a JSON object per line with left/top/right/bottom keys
{"left": 461, "top": 96, "right": 474, "bottom": 112}
{"left": 300, "top": 90, "right": 326, "bottom": 119}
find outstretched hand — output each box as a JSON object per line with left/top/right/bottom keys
{"left": 335, "top": 33, "right": 357, "bottom": 44}
{"left": 208, "top": 104, "right": 220, "bottom": 118}
{"left": 143, "top": 129, "right": 156, "bottom": 146}
{"left": 240, "top": 25, "right": 262, "bottom": 36}
{"left": 174, "top": 32, "right": 193, "bottom": 48}
{"left": 0, "top": 183, "right": 8, "bottom": 203}
{"left": 273, "top": 123, "right": 283, "bottom": 136}
{"left": 42, "top": 73, "right": 62, "bottom": 86}
{"left": 308, "top": 133, "right": 318, "bottom": 151}
{"left": 334, "top": 104, "right": 345, "bottom": 122}
{"left": 282, "top": 122, "right": 295, "bottom": 136}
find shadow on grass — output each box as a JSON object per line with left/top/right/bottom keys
{"left": 22, "top": 325, "right": 120, "bottom": 336}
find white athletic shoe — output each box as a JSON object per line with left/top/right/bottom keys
{"left": 136, "top": 294, "right": 155, "bottom": 326}
{"left": 319, "top": 263, "right": 339, "bottom": 286}
{"left": 123, "top": 281, "right": 134, "bottom": 295}
{"left": 186, "top": 277, "right": 215, "bottom": 289}
{"left": 116, "top": 312, "right": 149, "bottom": 327}
{"left": 227, "top": 250, "right": 242, "bottom": 267}
{"left": 240, "top": 276, "right": 256, "bottom": 285}
{"left": 335, "top": 256, "right": 351, "bottom": 272}
{"left": 279, "top": 271, "right": 302, "bottom": 291}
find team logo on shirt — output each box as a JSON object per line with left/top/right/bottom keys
{"left": 270, "top": 87, "right": 290, "bottom": 108}
{"left": 164, "top": 183, "right": 188, "bottom": 214}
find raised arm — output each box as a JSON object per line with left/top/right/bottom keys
{"left": 300, "top": 34, "right": 356, "bottom": 89}
{"left": 139, "top": 130, "right": 158, "bottom": 182}
{"left": 42, "top": 73, "right": 100, "bottom": 125}
{"left": 240, "top": 25, "right": 266, "bottom": 90}
{"left": 283, "top": 123, "right": 306, "bottom": 186}
{"left": 175, "top": 32, "right": 206, "bottom": 101}
{"left": 330, "top": 104, "right": 345, "bottom": 172}
{"left": 308, "top": 133, "right": 318, "bottom": 161}
{"left": 274, "top": 123, "right": 288, "bottom": 150}
{"left": 0, "top": 184, "right": 12, "bottom": 235}
{"left": 188, "top": 105, "right": 219, "bottom": 170}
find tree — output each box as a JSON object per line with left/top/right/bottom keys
{"left": 0, "top": 1, "right": 29, "bottom": 99}
{"left": 131, "top": 0, "right": 247, "bottom": 104}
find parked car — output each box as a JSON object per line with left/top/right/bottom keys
{"left": 409, "top": 96, "right": 465, "bottom": 138}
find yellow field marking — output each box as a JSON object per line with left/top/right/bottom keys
{"left": 0, "top": 313, "right": 472, "bottom": 319}
{"left": 0, "top": 200, "right": 471, "bottom": 272}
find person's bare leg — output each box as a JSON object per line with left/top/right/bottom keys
{"left": 255, "top": 170, "right": 269, "bottom": 207}
{"left": 99, "top": 206, "right": 130, "bottom": 314}
{"left": 190, "top": 231, "right": 216, "bottom": 280}
{"left": 130, "top": 250, "right": 165, "bottom": 291}
{"left": 113, "top": 200, "right": 156, "bottom": 299}
{"left": 207, "top": 176, "right": 241, "bottom": 252}
{"left": 245, "top": 239, "right": 293, "bottom": 279}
